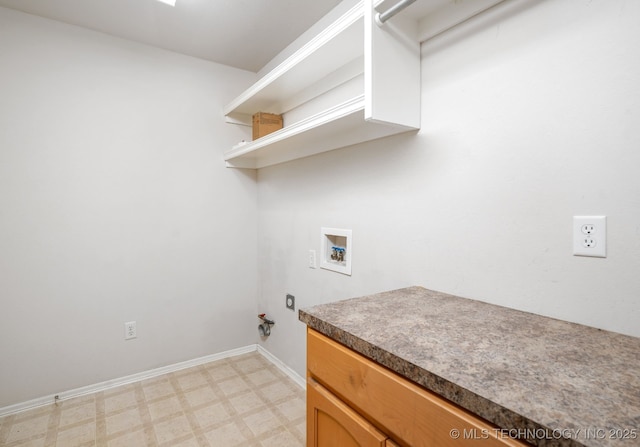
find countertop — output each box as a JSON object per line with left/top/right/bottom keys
{"left": 298, "top": 286, "right": 640, "bottom": 447}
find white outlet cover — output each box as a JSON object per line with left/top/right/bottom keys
{"left": 573, "top": 216, "right": 606, "bottom": 258}
{"left": 308, "top": 249, "right": 317, "bottom": 269}
{"left": 125, "top": 321, "right": 137, "bottom": 340}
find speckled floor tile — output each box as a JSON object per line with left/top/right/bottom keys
{"left": 0, "top": 352, "right": 305, "bottom": 447}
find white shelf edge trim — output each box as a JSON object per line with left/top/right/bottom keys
{"left": 0, "top": 344, "right": 305, "bottom": 417}
{"left": 224, "top": 95, "right": 366, "bottom": 161}
{"left": 223, "top": 1, "right": 364, "bottom": 115}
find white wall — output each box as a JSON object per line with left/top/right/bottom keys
{"left": 256, "top": 0, "right": 640, "bottom": 377}
{"left": 2, "top": 0, "right": 639, "bottom": 410}
{"left": 0, "top": 7, "right": 257, "bottom": 408}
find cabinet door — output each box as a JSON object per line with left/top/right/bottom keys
{"left": 308, "top": 328, "right": 530, "bottom": 447}
{"left": 308, "top": 377, "right": 387, "bottom": 447}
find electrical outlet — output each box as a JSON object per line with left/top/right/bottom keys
{"left": 125, "top": 321, "right": 137, "bottom": 340}
{"left": 573, "top": 216, "right": 606, "bottom": 258}
{"left": 581, "top": 224, "right": 595, "bottom": 235}
{"left": 308, "top": 250, "right": 317, "bottom": 269}
{"left": 286, "top": 294, "right": 295, "bottom": 310}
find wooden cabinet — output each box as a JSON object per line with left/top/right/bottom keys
{"left": 308, "top": 377, "right": 387, "bottom": 447}
{"left": 306, "top": 328, "right": 530, "bottom": 447}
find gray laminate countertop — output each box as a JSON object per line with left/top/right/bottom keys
{"left": 298, "top": 286, "right": 640, "bottom": 447}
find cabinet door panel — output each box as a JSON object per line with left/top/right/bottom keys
{"left": 308, "top": 377, "right": 387, "bottom": 447}
{"left": 308, "top": 328, "right": 529, "bottom": 447}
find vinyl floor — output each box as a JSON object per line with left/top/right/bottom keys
{"left": 0, "top": 352, "right": 306, "bottom": 446}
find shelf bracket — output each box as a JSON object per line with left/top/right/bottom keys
{"left": 225, "top": 112, "right": 252, "bottom": 127}
{"left": 375, "top": 0, "right": 416, "bottom": 26}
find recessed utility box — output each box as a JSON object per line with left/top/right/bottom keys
{"left": 320, "top": 227, "right": 352, "bottom": 276}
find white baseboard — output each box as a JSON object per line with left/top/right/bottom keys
{"left": 257, "top": 345, "right": 306, "bottom": 390}
{"left": 0, "top": 344, "right": 258, "bottom": 418}
{"left": 0, "top": 344, "right": 306, "bottom": 418}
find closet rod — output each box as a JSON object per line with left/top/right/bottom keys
{"left": 375, "top": 0, "right": 416, "bottom": 25}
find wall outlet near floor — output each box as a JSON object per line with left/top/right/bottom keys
{"left": 573, "top": 216, "right": 606, "bottom": 258}
{"left": 125, "top": 321, "right": 137, "bottom": 340}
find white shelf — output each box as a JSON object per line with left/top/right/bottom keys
{"left": 224, "top": 96, "right": 416, "bottom": 169}
{"left": 223, "top": 3, "right": 364, "bottom": 118}
{"left": 223, "top": 0, "right": 421, "bottom": 169}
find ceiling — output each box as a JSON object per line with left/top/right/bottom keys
{"left": 0, "top": 0, "right": 343, "bottom": 72}
{"left": 0, "top": 0, "right": 476, "bottom": 72}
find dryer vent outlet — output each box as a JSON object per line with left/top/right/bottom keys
{"left": 286, "top": 294, "right": 295, "bottom": 310}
